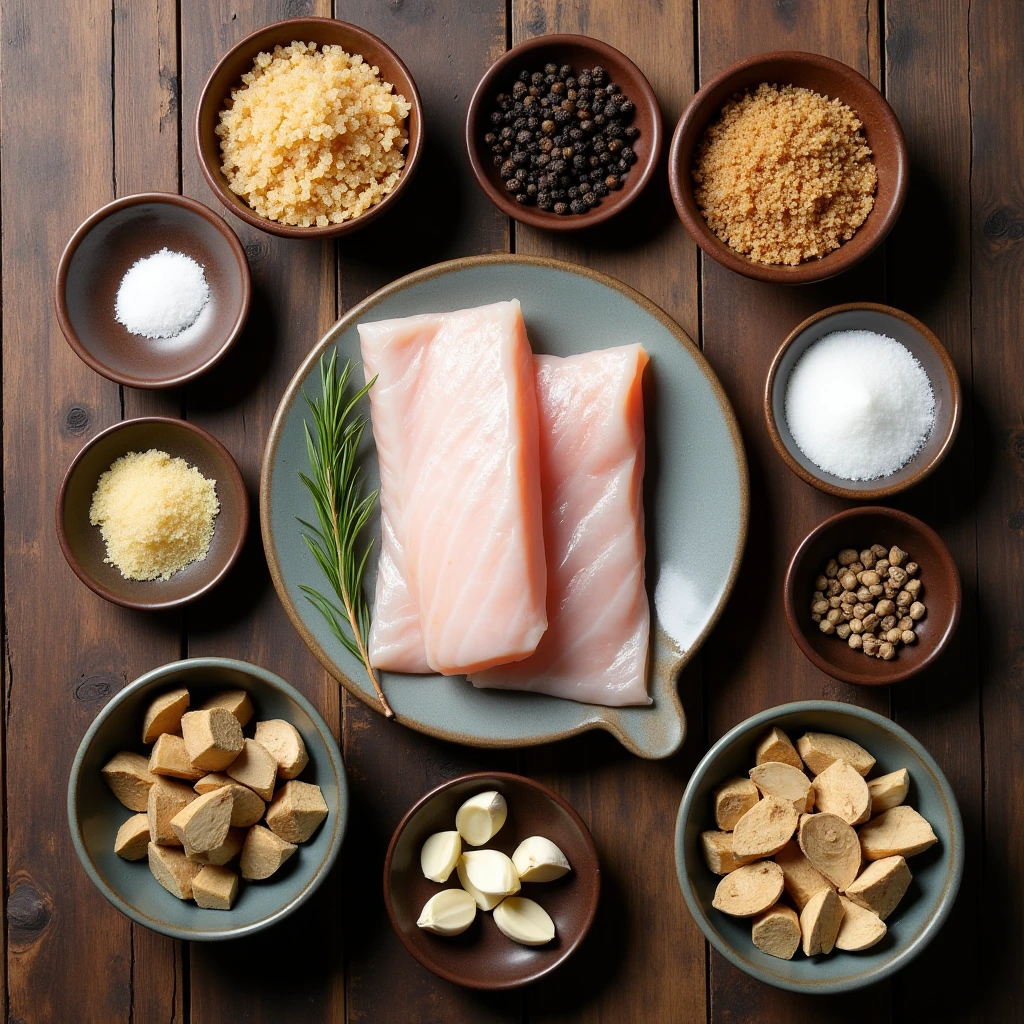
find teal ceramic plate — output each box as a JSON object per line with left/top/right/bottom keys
{"left": 261, "top": 255, "right": 748, "bottom": 758}
{"left": 675, "top": 701, "right": 964, "bottom": 993}
{"left": 68, "top": 658, "right": 347, "bottom": 940}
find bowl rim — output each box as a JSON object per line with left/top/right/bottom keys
{"left": 54, "top": 191, "right": 253, "bottom": 389}
{"left": 675, "top": 699, "right": 965, "bottom": 994}
{"left": 668, "top": 50, "right": 908, "bottom": 284}
{"left": 66, "top": 656, "right": 348, "bottom": 942}
{"left": 193, "top": 15, "right": 424, "bottom": 240}
{"left": 464, "top": 32, "right": 663, "bottom": 231}
{"left": 382, "top": 769, "right": 600, "bottom": 989}
{"left": 764, "top": 302, "right": 963, "bottom": 499}
{"left": 55, "top": 416, "right": 250, "bottom": 611}
{"left": 783, "top": 505, "right": 962, "bottom": 686}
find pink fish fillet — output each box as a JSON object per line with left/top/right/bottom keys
{"left": 469, "top": 345, "right": 651, "bottom": 706}
{"left": 359, "top": 300, "right": 547, "bottom": 676}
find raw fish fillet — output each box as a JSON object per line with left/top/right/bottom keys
{"left": 359, "top": 300, "right": 547, "bottom": 676}
{"left": 469, "top": 345, "right": 651, "bottom": 706}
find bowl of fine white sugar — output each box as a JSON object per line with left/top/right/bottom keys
{"left": 55, "top": 192, "right": 251, "bottom": 389}
{"left": 764, "top": 303, "right": 961, "bottom": 500}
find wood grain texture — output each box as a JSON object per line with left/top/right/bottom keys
{"left": 882, "top": 2, "right": 983, "bottom": 1020}
{"left": 112, "top": 1, "right": 188, "bottom": 1017}
{"left": 1, "top": 0, "right": 135, "bottom": 1019}
{"left": 512, "top": 3, "right": 707, "bottom": 1022}
{"left": 178, "top": 1, "right": 344, "bottom": 1020}
{"left": 696, "top": 1, "right": 889, "bottom": 1020}
{"left": 968, "top": 0, "right": 1024, "bottom": 1018}
{"left": 331, "top": 3, "right": 520, "bottom": 1021}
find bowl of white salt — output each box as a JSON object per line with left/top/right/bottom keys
{"left": 764, "top": 302, "right": 961, "bottom": 500}
{"left": 55, "top": 192, "right": 251, "bottom": 389}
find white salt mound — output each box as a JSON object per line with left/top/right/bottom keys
{"left": 115, "top": 248, "right": 210, "bottom": 340}
{"left": 784, "top": 329, "right": 936, "bottom": 481}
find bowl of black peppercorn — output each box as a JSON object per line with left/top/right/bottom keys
{"left": 465, "top": 35, "right": 662, "bottom": 230}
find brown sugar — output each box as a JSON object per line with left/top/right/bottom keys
{"left": 692, "top": 83, "right": 876, "bottom": 265}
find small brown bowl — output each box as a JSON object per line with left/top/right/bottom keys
{"left": 55, "top": 193, "right": 251, "bottom": 389}
{"left": 669, "top": 51, "right": 908, "bottom": 284}
{"left": 784, "top": 506, "right": 961, "bottom": 686}
{"left": 765, "top": 303, "right": 961, "bottom": 500}
{"left": 384, "top": 771, "right": 599, "bottom": 989}
{"left": 56, "top": 417, "right": 248, "bottom": 610}
{"left": 195, "top": 17, "right": 423, "bottom": 239}
{"left": 465, "top": 35, "right": 662, "bottom": 230}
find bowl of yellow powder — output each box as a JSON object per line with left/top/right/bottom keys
{"left": 669, "top": 51, "right": 908, "bottom": 284}
{"left": 195, "top": 17, "right": 423, "bottom": 238}
{"left": 57, "top": 418, "right": 248, "bottom": 610}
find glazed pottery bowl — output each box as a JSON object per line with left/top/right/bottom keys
{"left": 465, "top": 34, "right": 662, "bottom": 230}
{"left": 56, "top": 417, "right": 248, "bottom": 610}
{"left": 384, "top": 771, "right": 599, "bottom": 989}
{"left": 783, "top": 506, "right": 960, "bottom": 686}
{"left": 676, "top": 701, "right": 963, "bottom": 994}
{"left": 68, "top": 658, "right": 347, "bottom": 941}
{"left": 55, "top": 192, "right": 251, "bottom": 388}
{"left": 669, "top": 51, "right": 907, "bottom": 283}
{"left": 195, "top": 17, "right": 423, "bottom": 239}
{"left": 765, "top": 303, "right": 961, "bottom": 500}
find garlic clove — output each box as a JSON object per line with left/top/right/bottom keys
{"left": 416, "top": 889, "right": 477, "bottom": 936}
{"left": 455, "top": 790, "right": 507, "bottom": 846}
{"left": 420, "top": 830, "right": 461, "bottom": 883}
{"left": 493, "top": 897, "right": 555, "bottom": 946}
{"left": 511, "top": 836, "right": 571, "bottom": 882}
{"left": 456, "top": 855, "right": 506, "bottom": 911}
{"left": 460, "top": 849, "right": 520, "bottom": 897}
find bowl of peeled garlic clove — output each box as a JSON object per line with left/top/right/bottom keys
{"left": 383, "top": 771, "right": 599, "bottom": 989}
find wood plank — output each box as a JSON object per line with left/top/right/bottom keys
{"left": 112, "top": 3, "right": 188, "bottom": 1017}
{"left": 881, "top": 2, "right": 983, "bottom": 1019}
{"left": 330, "top": 3, "right": 520, "bottom": 1021}
{"left": 177, "top": 2, "right": 344, "bottom": 1020}
{"left": 696, "top": 2, "right": 889, "bottom": 1020}
{"left": 0, "top": 0, "right": 136, "bottom": 1019}
{"left": 968, "top": 0, "right": 1024, "bottom": 1018}
{"left": 511, "top": 3, "right": 706, "bottom": 1022}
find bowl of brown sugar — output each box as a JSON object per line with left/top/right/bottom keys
{"left": 669, "top": 51, "right": 907, "bottom": 284}
{"left": 195, "top": 18, "right": 423, "bottom": 239}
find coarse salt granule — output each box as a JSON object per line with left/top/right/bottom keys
{"left": 115, "top": 248, "right": 210, "bottom": 340}
{"left": 784, "top": 329, "right": 936, "bottom": 481}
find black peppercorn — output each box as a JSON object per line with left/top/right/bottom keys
{"left": 541, "top": 119, "right": 555, "bottom": 135}
{"left": 554, "top": 201, "right": 569, "bottom": 215}
{"left": 583, "top": 191, "right": 598, "bottom": 207}
{"left": 624, "top": 125, "right": 639, "bottom": 140}
{"left": 580, "top": 120, "right": 594, "bottom": 133}
{"left": 593, "top": 181, "right": 608, "bottom": 197}
{"left": 505, "top": 177, "right": 522, "bottom": 193}
{"left": 605, "top": 174, "right": 620, "bottom": 190}
{"left": 531, "top": 71, "right": 544, "bottom": 86}
{"left": 618, "top": 99, "right": 634, "bottom": 117}
{"left": 567, "top": 186, "right": 580, "bottom": 200}
{"left": 512, "top": 149, "right": 529, "bottom": 166}
{"left": 512, "top": 80, "right": 527, "bottom": 99}
{"left": 490, "top": 111, "right": 503, "bottom": 125}
{"left": 565, "top": 77, "right": 577, "bottom": 90}
{"left": 544, "top": 62, "right": 558, "bottom": 76}
{"left": 621, "top": 146, "right": 636, "bottom": 165}
{"left": 605, "top": 81, "right": 618, "bottom": 94}
{"left": 591, "top": 66, "right": 606, "bottom": 85}
{"left": 607, "top": 137, "right": 623, "bottom": 154}
{"left": 515, "top": 167, "right": 528, "bottom": 180}
{"left": 572, "top": 154, "right": 587, "bottom": 172}
{"left": 558, "top": 64, "right": 572, "bottom": 78}
{"left": 516, "top": 129, "right": 532, "bottom": 145}
{"left": 492, "top": 154, "right": 503, "bottom": 167}
{"left": 500, "top": 160, "right": 515, "bottom": 179}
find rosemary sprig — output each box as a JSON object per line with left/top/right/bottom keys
{"left": 297, "top": 350, "right": 394, "bottom": 719}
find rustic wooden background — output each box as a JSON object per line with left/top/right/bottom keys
{"left": 4, "top": 0, "right": 1018, "bottom": 1020}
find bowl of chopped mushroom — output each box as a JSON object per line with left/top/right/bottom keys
{"left": 676, "top": 701, "right": 963, "bottom": 993}
{"left": 783, "top": 506, "right": 961, "bottom": 686}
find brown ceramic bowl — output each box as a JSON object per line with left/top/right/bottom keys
{"left": 669, "top": 51, "right": 908, "bottom": 284}
{"left": 56, "top": 417, "right": 248, "bottom": 610}
{"left": 765, "top": 303, "right": 961, "bottom": 500}
{"left": 195, "top": 17, "right": 423, "bottom": 239}
{"left": 465, "top": 34, "right": 662, "bottom": 230}
{"left": 784, "top": 507, "right": 961, "bottom": 686}
{"left": 55, "top": 193, "right": 251, "bottom": 388}
{"left": 384, "top": 772, "right": 599, "bottom": 989}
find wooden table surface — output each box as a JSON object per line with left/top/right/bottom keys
{"left": 4, "top": 0, "right": 1019, "bottom": 1020}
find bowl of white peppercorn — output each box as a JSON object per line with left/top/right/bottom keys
{"left": 764, "top": 303, "right": 961, "bottom": 501}
{"left": 783, "top": 507, "right": 961, "bottom": 686}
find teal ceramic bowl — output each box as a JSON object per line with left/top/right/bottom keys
{"left": 675, "top": 701, "right": 962, "bottom": 993}
{"left": 68, "top": 658, "right": 347, "bottom": 940}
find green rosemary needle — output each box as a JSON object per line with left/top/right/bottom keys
{"left": 297, "top": 350, "right": 394, "bottom": 719}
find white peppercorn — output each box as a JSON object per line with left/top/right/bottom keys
{"left": 827, "top": 579, "right": 842, "bottom": 597}
{"left": 836, "top": 623, "right": 852, "bottom": 640}
{"left": 868, "top": 583, "right": 885, "bottom": 597}
{"left": 860, "top": 548, "right": 876, "bottom": 568}
{"left": 881, "top": 615, "right": 897, "bottom": 631}
{"left": 905, "top": 561, "right": 918, "bottom": 576}
{"left": 863, "top": 636, "right": 881, "bottom": 656}
{"left": 829, "top": 596, "right": 843, "bottom": 609}
{"left": 871, "top": 543, "right": 887, "bottom": 558}
{"left": 815, "top": 574, "right": 829, "bottom": 591}
{"left": 896, "top": 590, "right": 912, "bottom": 608}
{"left": 826, "top": 609, "right": 843, "bottom": 625}
{"left": 885, "top": 628, "right": 902, "bottom": 644}
{"left": 849, "top": 618, "right": 864, "bottom": 634}
{"left": 901, "top": 630, "right": 916, "bottom": 644}
{"left": 838, "top": 548, "right": 858, "bottom": 566}
{"left": 819, "top": 619, "right": 836, "bottom": 635}
{"left": 898, "top": 616, "right": 914, "bottom": 632}
{"left": 905, "top": 578, "right": 922, "bottom": 598}
{"left": 848, "top": 634, "right": 863, "bottom": 650}
{"left": 840, "top": 571, "right": 858, "bottom": 591}
{"left": 875, "top": 558, "right": 890, "bottom": 574}
{"left": 889, "top": 546, "right": 907, "bottom": 567}
{"left": 875, "top": 599, "right": 896, "bottom": 617}
{"left": 862, "top": 613, "right": 880, "bottom": 632}
{"left": 811, "top": 599, "right": 828, "bottom": 615}
{"left": 825, "top": 559, "right": 839, "bottom": 578}
{"left": 888, "top": 565, "right": 908, "bottom": 587}
{"left": 856, "top": 585, "right": 872, "bottom": 601}
{"left": 909, "top": 601, "right": 926, "bottom": 621}
{"left": 849, "top": 561, "right": 864, "bottom": 574}
{"left": 879, "top": 642, "right": 896, "bottom": 660}
{"left": 859, "top": 570, "right": 881, "bottom": 586}
{"left": 840, "top": 590, "right": 857, "bottom": 606}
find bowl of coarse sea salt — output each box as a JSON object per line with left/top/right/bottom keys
{"left": 764, "top": 303, "right": 961, "bottom": 500}
{"left": 56, "top": 192, "right": 251, "bottom": 388}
